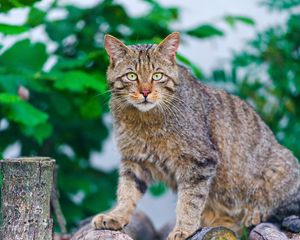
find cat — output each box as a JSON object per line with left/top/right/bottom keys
{"left": 91, "top": 32, "right": 300, "bottom": 240}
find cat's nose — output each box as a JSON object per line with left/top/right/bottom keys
{"left": 140, "top": 89, "right": 151, "bottom": 98}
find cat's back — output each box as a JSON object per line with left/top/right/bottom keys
{"left": 177, "top": 65, "right": 276, "bottom": 159}
{"left": 178, "top": 64, "right": 299, "bottom": 182}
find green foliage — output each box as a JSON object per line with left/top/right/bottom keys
{"left": 0, "top": 23, "right": 29, "bottom": 35}
{"left": 0, "top": 0, "right": 40, "bottom": 12}
{"left": 0, "top": 39, "right": 47, "bottom": 72}
{"left": 27, "top": 7, "right": 46, "bottom": 27}
{"left": 149, "top": 182, "right": 167, "bottom": 197}
{"left": 224, "top": 15, "right": 255, "bottom": 28}
{"left": 240, "top": 228, "right": 250, "bottom": 240}
{"left": 262, "top": 0, "right": 300, "bottom": 10}
{"left": 207, "top": 1, "right": 300, "bottom": 161}
{"left": 186, "top": 24, "right": 224, "bottom": 39}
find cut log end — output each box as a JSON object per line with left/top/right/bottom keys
{"left": 189, "top": 226, "right": 238, "bottom": 240}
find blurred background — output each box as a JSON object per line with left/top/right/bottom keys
{"left": 0, "top": 0, "right": 299, "bottom": 236}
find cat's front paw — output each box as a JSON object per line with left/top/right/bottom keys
{"left": 167, "top": 229, "right": 190, "bottom": 240}
{"left": 92, "top": 213, "right": 127, "bottom": 230}
{"left": 242, "top": 207, "right": 268, "bottom": 227}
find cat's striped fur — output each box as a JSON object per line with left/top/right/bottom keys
{"left": 92, "top": 32, "right": 300, "bottom": 239}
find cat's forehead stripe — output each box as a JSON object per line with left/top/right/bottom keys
{"left": 129, "top": 44, "right": 156, "bottom": 71}
{"left": 129, "top": 44, "right": 155, "bottom": 51}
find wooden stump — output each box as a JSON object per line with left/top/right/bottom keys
{"left": 0, "top": 157, "right": 55, "bottom": 240}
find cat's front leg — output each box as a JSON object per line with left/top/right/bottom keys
{"left": 168, "top": 157, "right": 217, "bottom": 240}
{"left": 92, "top": 160, "right": 151, "bottom": 230}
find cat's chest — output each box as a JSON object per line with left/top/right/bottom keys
{"left": 115, "top": 122, "right": 183, "bottom": 162}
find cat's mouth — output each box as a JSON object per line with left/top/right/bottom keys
{"left": 138, "top": 99, "right": 153, "bottom": 104}
{"left": 134, "top": 100, "right": 156, "bottom": 112}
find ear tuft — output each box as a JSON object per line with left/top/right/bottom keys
{"left": 156, "top": 32, "right": 180, "bottom": 61}
{"left": 104, "top": 34, "right": 130, "bottom": 62}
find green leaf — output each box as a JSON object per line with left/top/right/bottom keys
{"left": 6, "top": 101, "right": 48, "bottom": 127}
{"left": 0, "top": 23, "right": 29, "bottom": 35}
{"left": 49, "top": 93, "right": 72, "bottom": 117}
{"left": 61, "top": 199, "right": 85, "bottom": 225}
{"left": 54, "top": 57, "right": 90, "bottom": 70}
{"left": 45, "top": 20, "right": 74, "bottom": 42}
{"left": 0, "top": 93, "right": 21, "bottom": 104}
{"left": 82, "top": 192, "right": 112, "bottom": 213}
{"left": 22, "top": 122, "right": 53, "bottom": 144}
{"left": 99, "top": 3, "right": 129, "bottom": 28}
{"left": 224, "top": 15, "right": 255, "bottom": 28}
{"left": 27, "top": 7, "right": 46, "bottom": 27}
{"left": 149, "top": 182, "right": 166, "bottom": 197}
{"left": 186, "top": 24, "right": 224, "bottom": 38}
{"left": 50, "top": 71, "right": 106, "bottom": 93}
{"left": 0, "top": 0, "right": 41, "bottom": 12}
{"left": 0, "top": 39, "right": 48, "bottom": 72}
{"left": 0, "top": 73, "right": 49, "bottom": 95}
{"left": 79, "top": 97, "right": 102, "bottom": 119}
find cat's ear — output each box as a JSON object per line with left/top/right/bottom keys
{"left": 156, "top": 32, "right": 180, "bottom": 61}
{"left": 104, "top": 34, "right": 131, "bottom": 62}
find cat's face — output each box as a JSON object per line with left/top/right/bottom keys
{"left": 104, "top": 32, "right": 180, "bottom": 112}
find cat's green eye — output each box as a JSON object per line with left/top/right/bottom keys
{"left": 152, "top": 73, "right": 163, "bottom": 81}
{"left": 126, "top": 72, "right": 137, "bottom": 81}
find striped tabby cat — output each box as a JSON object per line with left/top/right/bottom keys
{"left": 92, "top": 32, "right": 300, "bottom": 239}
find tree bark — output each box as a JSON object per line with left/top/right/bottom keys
{"left": 0, "top": 157, "right": 55, "bottom": 240}
{"left": 249, "top": 223, "right": 289, "bottom": 240}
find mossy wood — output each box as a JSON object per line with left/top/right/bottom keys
{"left": 189, "top": 227, "right": 238, "bottom": 240}
{"left": 0, "top": 157, "right": 55, "bottom": 240}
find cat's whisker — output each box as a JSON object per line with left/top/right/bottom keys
{"left": 163, "top": 93, "right": 191, "bottom": 109}
{"left": 160, "top": 97, "right": 186, "bottom": 119}
{"left": 93, "top": 89, "right": 113, "bottom": 98}
{"left": 158, "top": 102, "right": 171, "bottom": 120}
{"left": 160, "top": 101, "right": 181, "bottom": 120}
{"left": 157, "top": 103, "right": 167, "bottom": 120}
{"left": 111, "top": 96, "right": 130, "bottom": 112}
